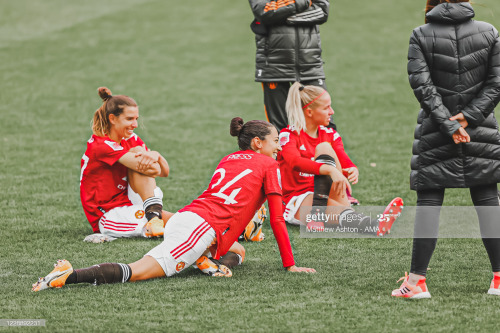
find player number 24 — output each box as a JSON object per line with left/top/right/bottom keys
{"left": 210, "top": 168, "right": 253, "bottom": 204}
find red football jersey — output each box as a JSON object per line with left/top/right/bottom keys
{"left": 277, "top": 125, "right": 356, "bottom": 205}
{"left": 180, "top": 150, "right": 286, "bottom": 261}
{"left": 80, "top": 134, "right": 146, "bottom": 232}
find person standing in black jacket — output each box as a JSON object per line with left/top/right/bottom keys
{"left": 392, "top": 0, "right": 500, "bottom": 298}
{"left": 248, "top": 0, "right": 331, "bottom": 132}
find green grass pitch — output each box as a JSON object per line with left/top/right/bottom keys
{"left": 1, "top": 0, "right": 500, "bottom": 331}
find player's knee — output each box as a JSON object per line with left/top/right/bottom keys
{"left": 314, "top": 142, "right": 336, "bottom": 159}
{"left": 128, "top": 168, "right": 157, "bottom": 195}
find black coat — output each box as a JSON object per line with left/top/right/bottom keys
{"left": 409, "top": 2, "right": 500, "bottom": 190}
{"left": 248, "top": 0, "right": 329, "bottom": 82}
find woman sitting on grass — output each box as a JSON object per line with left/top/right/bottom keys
{"left": 80, "top": 87, "right": 172, "bottom": 241}
{"left": 278, "top": 82, "right": 403, "bottom": 234}
{"left": 32, "top": 118, "right": 315, "bottom": 292}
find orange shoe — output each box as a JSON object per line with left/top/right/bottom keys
{"left": 243, "top": 205, "right": 266, "bottom": 242}
{"left": 487, "top": 275, "right": 500, "bottom": 296}
{"left": 391, "top": 272, "right": 431, "bottom": 299}
{"left": 377, "top": 197, "right": 404, "bottom": 237}
{"left": 144, "top": 216, "right": 164, "bottom": 238}
{"left": 195, "top": 256, "right": 232, "bottom": 277}
{"left": 32, "top": 260, "right": 73, "bottom": 292}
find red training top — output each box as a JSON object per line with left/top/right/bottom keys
{"left": 180, "top": 150, "right": 295, "bottom": 267}
{"left": 277, "top": 125, "right": 356, "bottom": 205}
{"left": 80, "top": 133, "right": 145, "bottom": 232}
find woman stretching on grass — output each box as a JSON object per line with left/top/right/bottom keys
{"left": 33, "top": 118, "right": 315, "bottom": 292}
{"left": 278, "top": 82, "right": 403, "bottom": 235}
{"left": 80, "top": 87, "right": 172, "bottom": 241}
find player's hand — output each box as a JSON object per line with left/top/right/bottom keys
{"left": 136, "top": 150, "right": 160, "bottom": 172}
{"left": 451, "top": 127, "right": 470, "bottom": 144}
{"left": 329, "top": 168, "right": 352, "bottom": 198}
{"left": 342, "top": 167, "right": 359, "bottom": 184}
{"left": 287, "top": 265, "right": 316, "bottom": 273}
{"left": 449, "top": 113, "right": 468, "bottom": 129}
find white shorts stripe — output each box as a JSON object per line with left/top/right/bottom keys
{"left": 146, "top": 211, "right": 216, "bottom": 277}
{"left": 170, "top": 221, "right": 210, "bottom": 256}
{"left": 170, "top": 221, "right": 211, "bottom": 259}
{"left": 98, "top": 205, "right": 146, "bottom": 237}
{"left": 171, "top": 223, "right": 212, "bottom": 260}
{"left": 101, "top": 218, "right": 138, "bottom": 227}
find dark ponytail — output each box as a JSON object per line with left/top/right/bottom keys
{"left": 230, "top": 117, "right": 275, "bottom": 151}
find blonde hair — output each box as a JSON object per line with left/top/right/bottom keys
{"left": 286, "top": 82, "right": 326, "bottom": 133}
{"left": 92, "top": 87, "right": 137, "bottom": 137}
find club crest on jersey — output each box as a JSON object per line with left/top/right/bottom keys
{"left": 135, "top": 210, "right": 145, "bottom": 219}
{"left": 279, "top": 132, "right": 290, "bottom": 147}
{"left": 104, "top": 140, "right": 124, "bottom": 151}
{"left": 176, "top": 262, "right": 186, "bottom": 272}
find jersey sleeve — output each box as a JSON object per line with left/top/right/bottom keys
{"left": 267, "top": 193, "right": 295, "bottom": 267}
{"left": 93, "top": 140, "right": 128, "bottom": 166}
{"left": 263, "top": 161, "right": 283, "bottom": 196}
{"left": 123, "top": 134, "right": 147, "bottom": 150}
{"left": 280, "top": 130, "right": 322, "bottom": 174}
{"left": 331, "top": 132, "right": 356, "bottom": 169}
{"left": 134, "top": 135, "right": 147, "bottom": 150}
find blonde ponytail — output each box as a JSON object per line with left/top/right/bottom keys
{"left": 286, "top": 82, "right": 325, "bottom": 133}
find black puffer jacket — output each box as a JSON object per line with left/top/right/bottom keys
{"left": 248, "top": 0, "right": 329, "bottom": 82}
{"left": 409, "top": 2, "right": 500, "bottom": 190}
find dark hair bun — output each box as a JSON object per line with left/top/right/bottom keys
{"left": 230, "top": 117, "right": 244, "bottom": 137}
{"left": 98, "top": 87, "right": 112, "bottom": 101}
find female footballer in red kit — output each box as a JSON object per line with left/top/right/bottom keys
{"left": 279, "top": 82, "right": 403, "bottom": 234}
{"left": 80, "top": 87, "right": 172, "bottom": 240}
{"left": 33, "top": 118, "right": 315, "bottom": 292}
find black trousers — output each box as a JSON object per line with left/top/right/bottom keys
{"left": 261, "top": 79, "right": 335, "bottom": 132}
{"left": 411, "top": 183, "right": 500, "bottom": 275}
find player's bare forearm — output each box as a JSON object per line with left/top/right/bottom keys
{"left": 118, "top": 152, "right": 161, "bottom": 177}
{"left": 158, "top": 155, "right": 169, "bottom": 177}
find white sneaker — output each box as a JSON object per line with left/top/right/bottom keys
{"left": 83, "top": 233, "right": 117, "bottom": 243}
